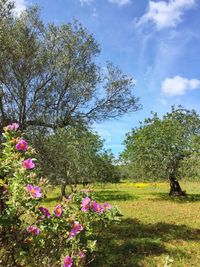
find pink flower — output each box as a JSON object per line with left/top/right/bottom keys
{"left": 39, "top": 207, "right": 51, "bottom": 218}
{"left": 23, "top": 158, "right": 35, "bottom": 169}
{"left": 103, "top": 203, "right": 112, "bottom": 210}
{"left": 27, "top": 184, "right": 42, "bottom": 198}
{"left": 69, "top": 221, "right": 84, "bottom": 239}
{"left": 79, "top": 251, "right": 86, "bottom": 261}
{"left": 63, "top": 256, "right": 73, "bottom": 267}
{"left": 54, "top": 205, "right": 63, "bottom": 217}
{"left": 27, "top": 225, "right": 40, "bottom": 236}
{"left": 91, "top": 201, "right": 104, "bottom": 214}
{"left": 16, "top": 140, "right": 28, "bottom": 151}
{"left": 81, "top": 196, "right": 91, "bottom": 212}
{"left": 7, "top": 123, "right": 19, "bottom": 131}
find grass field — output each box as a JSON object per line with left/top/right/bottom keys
{"left": 43, "top": 181, "right": 200, "bottom": 267}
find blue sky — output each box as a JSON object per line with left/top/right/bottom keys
{"left": 14, "top": 0, "right": 200, "bottom": 156}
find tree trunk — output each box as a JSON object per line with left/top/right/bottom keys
{"left": 61, "top": 182, "right": 67, "bottom": 197}
{"left": 169, "top": 173, "right": 186, "bottom": 196}
{"left": 60, "top": 171, "right": 70, "bottom": 197}
{"left": 0, "top": 88, "right": 9, "bottom": 132}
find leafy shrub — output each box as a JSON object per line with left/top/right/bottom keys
{"left": 0, "top": 124, "right": 120, "bottom": 266}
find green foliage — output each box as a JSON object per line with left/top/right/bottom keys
{"left": 33, "top": 126, "right": 120, "bottom": 195}
{"left": 0, "top": 5, "right": 139, "bottom": 131}
{"left": 121, "top": 106, "right": 200, "bottom": 190}
{"left": 180, "top": 152, "right": 200, "bottom": 181}
{"left": 0, "top": 0, "right": 13, "bottom": 21}
{"left": 34, "top": 126, "right": 103, "bottom": 187}
{"left": 0, "top": 125, "right": 120, "bottom": 266}
{"left": 95, "top": 150, "right": 121, "bottom": 184}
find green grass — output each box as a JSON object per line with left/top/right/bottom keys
{"left": 45, "top": 181, "right": 200, "bottom": 267}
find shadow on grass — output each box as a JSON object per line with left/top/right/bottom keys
{"left": 91, "top": 218, "right": 200, "bottom": 267}
{"left": 150, "top": 192, "right": 200, "bottom": 203}
{"left": 42, "top": 196, "right": 61, "bottom": 204}
{"left": 95, "top": 190, "right": 138, "bottom": 202}
{"left": 43, "top": 190, "right": 137, "bottom": 204}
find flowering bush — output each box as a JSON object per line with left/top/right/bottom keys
{"left": 0, "top": 124, "right": 120, "bottom": 267}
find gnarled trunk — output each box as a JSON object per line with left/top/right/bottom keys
{"left": 61, "top": 182, "right": 67, "bottom": 197}
{"left": 61, "top": 171, "right": 70, "bottom": 197}
{"left": 169, "top": 173, "right": 185, "bottom": 196}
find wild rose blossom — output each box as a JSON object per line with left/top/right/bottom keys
{"left": 91, "top": 201, "right": 104, "bottom": 214}
{"left": 16, "top": 139, "right": 28, "bottom": 151}
{"left": 54, "top": 205, "right": 63, "bottom": 217}
{"left": 103, "top": 203, "right": 112, "bottom": 210}
{"left": 69, "top": 221, "right": 84, "bottom": 239}
{"left": 63, "top": 256, "right": 73, "bottom": 267}
{"left": 7, "top": 122, "right": 19, "bottom": 131}
{"left": 23, "top": 158, "right": 35, "bottom": 169}
{"left": 27, "top": 225, "right": 40, "bottom": 236}
{"left": 81, "top": 196, "right": 91, "bottom": 212}
{"left": 39, "top": 207, "right": 51, "bottom": 218}
{"left": 27, "top": 184, "right": 42, "bottom": 198}
{"left": 78, "top": 251, "right": 86, "bottom": 262}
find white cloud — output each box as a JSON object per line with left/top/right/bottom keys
{"left": 79, "top": 0, "right": 93, "bottom": 6}
{"left": 138, "top": 0, "right": 196, "bottom": 30}
{"left": 14, "top": 0, "right": 27, "bottom": 16}
{"left": 162, "top": 75, "right": 200, "bottom": 96}
{"left": 108, "top": 0, "right": 131, "bottom": 6}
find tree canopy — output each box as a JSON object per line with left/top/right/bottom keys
{"left": 121, "top": 106, "right": 200, "bottom": 196}
{"left": 0, "top": 0, "right": 13, "bottom": 21}
{"left": 0, "top": 6, "right": 140, "bottom": 131}
{"left": 34, "top": 126, "right": 119, "bottom": 196}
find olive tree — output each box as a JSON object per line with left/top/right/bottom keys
{"left": 0, "top": 0, "right": 13, "bottom": 21}
{"left": 34, "top": 126, "right": 115, "bottom": 196}
{"left": 0, "top": 6, "right": 140, "bottom": 132}
{"left": 95, "top": 150, "right": 121, "bottom": 184}
{"left": 121, "top": 106, "right": 200, "bottom": 196}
